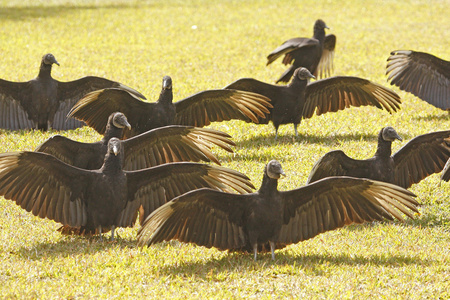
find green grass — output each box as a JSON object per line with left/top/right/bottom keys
{"left": 0, "top": 0, "right": 449, "bottom": 298}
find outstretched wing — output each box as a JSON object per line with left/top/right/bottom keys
{"left": 0, "top": 79, "right": 35, "bottom": 129}
{"left": 35, "top": 135, "right": 103, "bottom": 169}
{"left": 0, "top": 151, "right": 92, "bottom": 227}
{"left": 278, "top": 177, "right": 418, "bottom": 245}
{"left": 137, "top": 188, "right": 253, "bottom": 249}
{"left": 303, "top": 76, "right": 401, "bottom": 118}
{"left": 122, "top": 125, "right": 235, "bottom": 170}
{"left": 224, "top": 78, "right": 282, "bottom": 123}
{"left": 392, "top": 130, "right": 450, "bottom": 188}
{"left": 126, "top": 163, "right": 255, "bottom": 224}
{"left": 54, "top": 77, "right": 144, "bottom": 130}
{"left": 316, "top": 34, "right": 336, "bottom": 79}
{"left": 386, "top": 50, "right": 450, "bottom": 110}
{"left": 307, "top": 150, "right": 368, "bottom": 184}
{"left": 266, "top": 37, "right": 318, "bottom": 66}
{"left": 173, "top": 89, "right": 271, "bottom": 127}
{"left": 67, "top": 88, "right": 152, "bottom": 136}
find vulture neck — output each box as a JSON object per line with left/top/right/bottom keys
{"left": 288, "top": 76, "right": 309, "bottom": 91}
{"left": 38, "top": 62, "right": 53, "bottom": 78}
{"left": 313, "top": 26, "right": 326, "bottom": 45}
{"left": 157, "top": 88, "right": 173, "bottom": 107}
{"left": 374, "top": 133, "right": 392, "bottom": 157}
{"left": 101, "top": 151, "right": 124, "bottom": 174}
{"left": 258, "top": 172, "right": 279, "bottom": 195}
{"left": 103, "top": 123, "right": 124, "bottom": 142}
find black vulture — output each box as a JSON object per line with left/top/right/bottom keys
{"left": 0, "top": 53, "right": 146, "bottom": 131}
{"left": 386, "top": 50, "right": 450, "bottom": 110}
{"left": 137, "top": 160, "right": 419, "bottom": 261}
{"left": 0, "top": 138, "right": 255, "bottom": 239}
{"left": 67, "top": 75, "right": 272, "bottom": 139}
{"left": 267, "top": 19, "right": 336, "bottom": 83}
{"left": 36, "top": 112, "right": 236, "bottom": 170}
{"left": 307, "top": 127, "right": 450, "bottom": 189}
{"left": 225, "top": 67, "right": 401, "bottom": 139}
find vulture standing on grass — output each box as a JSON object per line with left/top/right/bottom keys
{"left": 0, "top": 53, "right": 146, "bottom": 131}
{"left": 267, "top": 19, "right": 336, "bottom": 83}
{"left": 68, "top": 75, "right": 272, "bottom": 139}
{"left": 36, "top": 112, "right": 236, "bottom": 170}
{"left": 225, "top": 67, "right": 402, "bottom": 139}
{"left": 386, "top": 50, "right": 450, "bottom": 110}
{"left": 137, "top": 160, "right": 418, "bottom": 261}
{"left": 307, "top": 127, "right": 450, "bottom": 189}
{"left": 0, "top": 138, "right": 255, "bottom": 239}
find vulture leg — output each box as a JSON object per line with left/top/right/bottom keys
{"left": 98, "top": 225, "right": 103, "bottom": 241}
{"left": 110, "top": 225, "right": 116, "bottom": 241}
{"left": 293, "top": 123, "right": 299, "bottom": 137}
{"left": 253, "top": 243, "right": 258, "bottom": 261}
{"left": 270, "top": 241, "right": 276, "bottom": 261}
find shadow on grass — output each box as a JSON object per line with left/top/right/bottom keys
{"left": 412, "top": 112, "right": 450, "bottom": 122}
{"left": 157, "top": 249, "right": 432, "bottom": 277}
{"left": 14, "top": 235, "right": 137, "bottom": 260}
{"left": 408, "top": 215, "right": 450, "bottom": 228}
{"left": 238, "top": 131, "right": 379, "bottom": 148}
{"left": 339, "top": 216, "right": 450, "bottom": 230}
{"left": 0, "top": 3, "right": 145, "bottom": 21}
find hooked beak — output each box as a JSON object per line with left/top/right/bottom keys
{"left": 51, "top": 57, "right": 60, "bottom": 66}
{"left": 162, "top": 76, "right": 172, "bottom": 90}
{"left": 113, "top": 145, "right": 119, "bottom": 156}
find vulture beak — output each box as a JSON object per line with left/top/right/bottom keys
{"left": 113, "top": 144, "right": 119, "bottom": 156}
{"left": 124, "top": 121, "right": 131, "bottom": 130}
{"left": 51, "top": 56, "right": 60, "bottom": 66}
{"left": 162, "top": 76, "right": 172, "bottom": 90}
{"left": 394, "top": 133, "right": 403, "bottom": 141}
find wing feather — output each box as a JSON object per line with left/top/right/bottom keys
{"left": 277, "top": 177, "right": 418, "bottom": 245}
{"left": 303, "top": 76, "right": 401, "bottom": 119}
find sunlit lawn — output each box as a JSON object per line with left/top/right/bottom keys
{"left": 0, "top": 0, "right": 449, "bottom": 298}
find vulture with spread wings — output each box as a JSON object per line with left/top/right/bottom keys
{"left": 36, "top": 112, "right": 235, "bottom": 170}
{"left": 0, "top": 138, "right": 255, "bottom": 239}
{"left": 225, "top": 67, "right": 401, "bottom": 139}
{"left": 308, "top": 127, "right": 450, "bottom": 189}
{"left": 267, "top": 19, "right": 336, "bottom": 83}
{"left": 0, "top": 53, "right": 145, "bottom": 130}
{"left": 138, "top": 160, "right": 418, "bottom": 260}
{"left": 68, "top": 75, "right": 272, "bottom": 139}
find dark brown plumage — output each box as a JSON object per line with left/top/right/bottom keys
{"left": 225, "top": 67, "right": 401, "bottom": 139}
{"left": 386, "top": 50, "right": 450, "bottom": 110}
{"left": 137, "top": 160, "right": 419, "bottom": 260}
{"left": 0, "top": 138, "right": 255, "bottom": 239}
{"left": 67, "top": 75, "right": 272, "bottom": 139}
{"left": 0, "top": 53, "right": 145, "bottom": 131}
{"left": 267, "top": 19, "right": 336, "bottom": 83}
{"left": 36, "top": 112, "right": 235, "bottom": 170}
{"left": 307, "top": 127, "right": 450, "bottom": 189}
